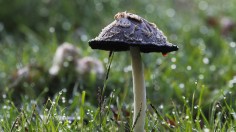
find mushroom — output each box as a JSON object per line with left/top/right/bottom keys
{"left": 49, "top": 42, "right": 81, "bottom": 76}
{"left": 89, "top": 12, "right": 178, "bottom": 131}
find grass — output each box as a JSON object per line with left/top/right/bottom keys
{"left": 1, "top": 83, "right": 236, "bottom": 131}
{"left": 1, "top": 0, "right": 236, "bottom": 131}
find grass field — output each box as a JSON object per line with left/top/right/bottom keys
{"left": 0, "top": 0, "right": 236, "bottom": 131}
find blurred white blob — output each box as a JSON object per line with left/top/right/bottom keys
{"left": 198, "top": 1, "right": 208, "bottom": 11}
{"left": 17, "top": 66, "right": 30, "bottom": 78}
{"left": 203, "top": 57, "right": 209, "bottom": 64}
{"left": 49, "top": 42, "right": 81, "bottom": 75}
{"left": 76, "top": 57, "right": 104, "bottom": 79}
{"left": 229, "top": 76, "right": 236, "bottom": 88}
{"left": 230, "top": 41, "right": 236, "bottom": 48}
{"left": 49, "top": 42, "right": 104, "bottom": 79}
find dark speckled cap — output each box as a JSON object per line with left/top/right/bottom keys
{"left": 89, "top": 12, "right": 178, "bottom": 53}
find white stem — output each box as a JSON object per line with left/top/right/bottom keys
{"left": 130, "top": 46, "right": 146, "bottom": 132}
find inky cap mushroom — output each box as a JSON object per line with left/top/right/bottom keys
{"left": 88, "top": 11, "right": 178, "bottom": 132}
{"left": 89, "top": 11, "right": 178, "bottom": 54}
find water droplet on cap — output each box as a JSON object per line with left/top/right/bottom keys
{"left": 162, "top": 53, "right": 168, "bottom": 56}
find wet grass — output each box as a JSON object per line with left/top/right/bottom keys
{"left": 1, "top": 0, "right": 236, "bottom": 131}
{"left": 1, "top": 84, "right": 236, "bottom": 131}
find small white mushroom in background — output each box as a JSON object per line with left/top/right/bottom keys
{"left": 49, "top": 42, "right": 104, "bottom": 79}
{"left": 76, "top": 56, "right": 104, "bottom": 80}
{"left": 9, "top": 64, "right": 45, "bottom": 88}
{"left": 49, "top": 42, "right": 81, "bottom": 76}
{"left": 206, "top": 16, "right": 235, "bottom": 36}
{"left": 8, "top": 63, "right": 46, "bottom": 105}
{"left": 220, "top": 17, "right": 235, "bottom": 36}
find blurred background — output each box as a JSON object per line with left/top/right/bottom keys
{"left": 0, "top": 0, "right": 236, "bottom": 115}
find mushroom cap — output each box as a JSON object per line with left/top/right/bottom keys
{"left": 89, "top": 12, "right": 178, "bottom": 53}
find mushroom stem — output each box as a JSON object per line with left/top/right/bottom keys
{"left": 130, "top": 46, "right": 146, "bottom": 132}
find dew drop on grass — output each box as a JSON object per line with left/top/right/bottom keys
{"left": 230, "top": 41, "right": 236, "bottom": 48}
{"left": 76, "top": 116, "right": 80, "bottom": 120}
{"left": 199, "top": 26, "right": 208, "bottom": 35}
{"left": 124, "top": 65, "right": 132, "bottom": 72}
{"left": 195, "top": 81, "right": 198, "bottom": 85}
{"left": 209, "top": 65, "right": 216, "bottom": 71}
{"left": 179, "top": 83, "right": 185, "bottom": 89}
{"left": 62, "top": 96, "right": 66, "bottom": 102}
{"left": 198, "top": 1, "right": 208, "bottom": 10}
{"left": 103, "top": 58, "right": 108, "bottom": 63}
{"left": 62, "top": 21, "right": 71, "bottom": 31}
{"left": 198, "top": 74, "right": 204, "bottom": 80}
{"left": 194, "top": 105, "right": 199, "bottom": 109}
{"left": 81, "top": 34, "right": 88, "bottom": 42}
{"left": 187, "top": 66, "right": 192, "bottom": 70}
{"left": 3, "top": 105, "right": 7, "bottom": 109}
{"left": 185, "top": 116, "right": 189, "bottom": 119}
{"left": 171, "top": 57, "right": 176, "bottom": 62}
{"left": 194, "top": 119, "right": 201, "bottom": 123}
{"left": 166, "top": 8, "right": 175, "bottom": 18}
{"left": 203, "top": 128, "right": 210, "bottom": 132}
{"left": 159, "top": 104, "right": 164, "bottom": 109}
{"left": 6, "top": 114, "right": 10, "bottom": 118}
{"left": 110, "top": 93, "right": 114, "bottom": 98}
{"left": 63, "top": 62, "right": 69, "bottom": 67}
{"left": 32, "top": 46, "right": 39, "bottom": 53}
{"left": 49, "top": 27, "right": 55, "bottom": 33}
{"left": 2, "top": 94, "right": 6, "bottom": 99}
{"left": 171, "top": 64, "right": 176, "bottom": 69}
{"left": 69, "top": 99, "right": 73, "bottom": 104}
{"left": 203, "top": 57, "right": 209, "bottom": 64}
{"left": 30, "top": 100, "right": 37, "bottom": 105}
{"left": 0, "top": 72, "right": 6, "bottom": 79}
{"left": 62, "top": 88, "right": 67, "bottom": 93}
{"left": 230, "top": 113, "right": 236, "bottom": 119}
{"left": 156, "top": 58, "right": 162, "bottom": 65}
